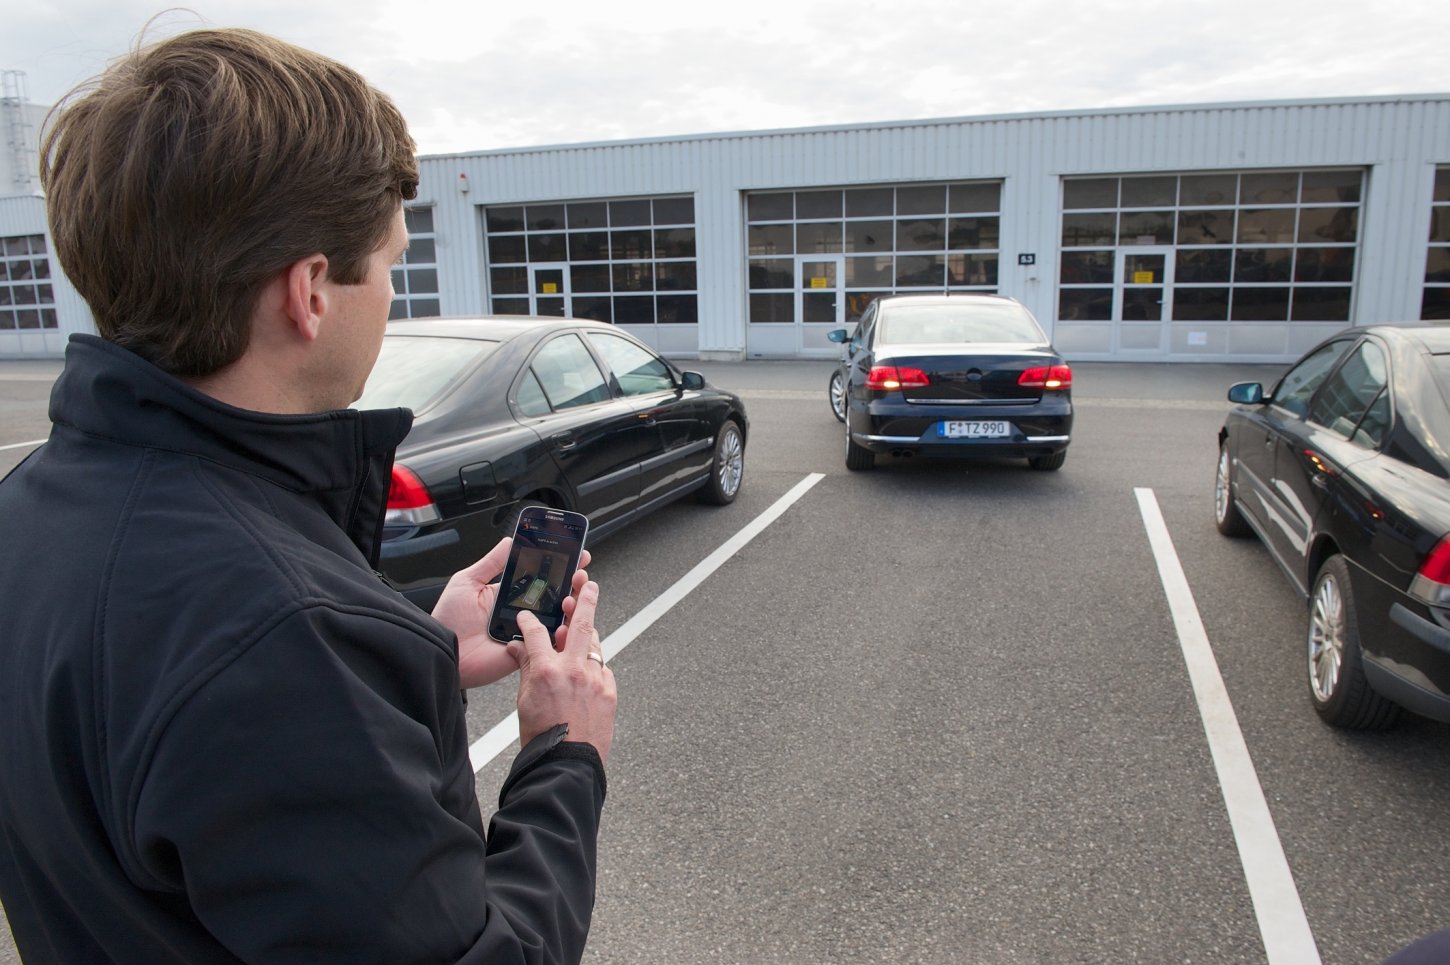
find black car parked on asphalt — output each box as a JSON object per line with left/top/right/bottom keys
{"left": 827, "top": 294, "right": 1072, "bottom": 471}
{"left": 359, "top": 317, "right": 748, "bottom": 608}
{"left": 1215, "top": 324, "right": 1450, "bottom": 729}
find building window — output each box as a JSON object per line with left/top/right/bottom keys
{"left": 745, "top": 181, "right": 1001, "bottom": 324}
{"left": 1059, "top": 170, "right": 1361, "bottom": 324}
{"left": 1424, "top": 168, "right": 1450, "bottom": 321}
{"left": 482, "top": 196, "right": 698, "bottom": 325}
{"left": 390, "top": 206, "right": 440, "bottom": 319}
{"left": 0, "top": 234, "right": 58, "bottom": 331}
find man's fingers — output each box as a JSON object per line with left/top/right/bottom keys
{"left": 456, "top": 537, "right": 512, "bottom": 585}
{"left": 513, "top": 610, "right": 555, "bottom": 661}
{"left": 563, "top": 582, "right": 600, "bottom": 659}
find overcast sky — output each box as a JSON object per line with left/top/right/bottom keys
{"left": 5, "top": 1, "right": 1448, "bottom": 157}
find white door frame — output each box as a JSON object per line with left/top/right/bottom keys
{"left": 1112, "top": 246, "right": 1175, "bottom": 357}
{"left": 796, "top": 254, "right": 845, "bottom": 357}
{"left": 529, "top": 262, "right": 572, "bottom": 317}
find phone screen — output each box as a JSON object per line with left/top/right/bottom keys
{"left": 488, "top": 506, "right": 589, "bottom": 642}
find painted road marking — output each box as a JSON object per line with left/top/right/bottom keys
{"left": 469, "top": 472, "right": 828, "bottom": 773}
{"left": 1135, "top": 487, "right": 1321, "bottom": 965}
{"left": 0, "top": 439, "right": 45, "bottom": 452}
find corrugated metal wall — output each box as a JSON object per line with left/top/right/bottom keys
{"left": 0, "top": 195, "right": 85, "bottom": 357}
{"left": 418, "top": 95, "right": 1450, "bottom": 362}
{"left": 4, "top": 96, "right": 1447, "bottom": 359}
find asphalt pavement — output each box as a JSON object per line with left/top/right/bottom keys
{"left": 5, "top": 358, "right": 1450, "bottom": 964}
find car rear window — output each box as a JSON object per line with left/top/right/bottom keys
{"left": 355, "top": 335, "right": 499, "bottom": 412}
{"left": 880, "top": 302, "right": 1046, "bottom": 345}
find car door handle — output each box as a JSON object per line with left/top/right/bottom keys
{"left": 550, "top": 431, "right": 576, "bottom": 451}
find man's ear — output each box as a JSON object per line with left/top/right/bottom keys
{"left": 282, "top": 254, "right": 331, "bottom": 342}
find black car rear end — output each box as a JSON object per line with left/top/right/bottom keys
{"left": 839, "top": 295, "right": 1073, "bottom": 470}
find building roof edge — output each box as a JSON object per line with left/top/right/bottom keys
{"left": 418, "top": 92, "right": 1450, "bottom": 161}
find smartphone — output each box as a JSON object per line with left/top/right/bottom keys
{"left": 488, "top": 506, "right": 589, "bottom": 642}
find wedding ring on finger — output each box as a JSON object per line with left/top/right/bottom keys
{"left": 586, "top": 652, "right": 605, "bottom": 668}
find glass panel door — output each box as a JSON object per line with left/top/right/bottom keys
{"left": 531, "top": 264, "right": 570, "bottom": 317}
{"left": 1113, "top": 247, "right": 1174, "bottom": 355}
{"left": 797, "top": 255, "right": 845, "bottom": 355}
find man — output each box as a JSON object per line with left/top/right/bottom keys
{"left": 0, "top": 27, "right": 617, "bottom": 963}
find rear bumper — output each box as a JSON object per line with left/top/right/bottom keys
{"left": 847, "top": 397, "right": 1072, "bottom": 458}
{"left": 1363, "top": 603, "right": 1450, "bottom": 722}
{"left": 378, "top": 506, "right": 506, "bottom": 610}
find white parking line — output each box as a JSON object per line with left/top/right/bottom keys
{"left": 1135, "top": 487, "right": 1321, "bottom": 965}
{"left": 0, "top": 438, "right": 46, "bottom": 452}
{"left": 469, "top": 472, "right": 828, "bottom": 773}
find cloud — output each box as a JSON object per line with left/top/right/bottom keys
{"left": 4, "top": 0, "right": 1447, "bottom": 156}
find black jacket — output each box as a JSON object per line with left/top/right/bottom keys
{"left": 0, "top": 335, "right": 605, "bottom": 963}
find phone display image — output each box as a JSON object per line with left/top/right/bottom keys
{"left": 488, "top": 507, "right": 589, "bottom": 642}
{"left": 505, "top": 548, "right": 566, "bottom": 613}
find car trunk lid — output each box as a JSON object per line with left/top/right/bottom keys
{"left": 879, "top": 345, "right": 1059, "bottom": 404}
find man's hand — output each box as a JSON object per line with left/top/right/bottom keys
{"left": 509, "top": 581, "right": 617, "bottom": 763}
{"left": 432, "top": 538, "right": 592, "bottom": 690}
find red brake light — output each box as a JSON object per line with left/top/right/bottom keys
{"left": 1419, "top": 537, "right": 1450, "bottom": 585}
{"left": 388, "top": 465, "right": 433, "bottom": 510}
{"left": 386, "top": 465, "right": 441, "bottom": 527}
{"left": 865, "top": 366, "right": 930, "bottom": 390}
{"left": 1019, "top": 364, "right": 1073, "bottom": 389}
{"left": 1410, "top": 535, "right": 1450, "bottom": 607}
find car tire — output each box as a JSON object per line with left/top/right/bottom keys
{"left": 1307, "top": 554, "right": 1402, "bottom": 730}
{"left": 845, "top": 418, "right": 875, "bottom": 471}
{"left": 828, "top": 370, "right": 846, "bottom": 423}
{"left": 698, "top": 420, "right": 745, "bottom": 505}
{"left": 1028, "top": 451, "right": 1067, "bottom": 471}
{"left": 1215, "top": 441, "right": 1253, "bottom": 537}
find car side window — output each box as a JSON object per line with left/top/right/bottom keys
{"left": 1309, "top": 341, "right": 1389, "bottom": 444}
{"left": 515, "top": 369, "right": 551, "bottom": 417}
{"left": 587, "top": 332, "right": 674, "bottom": 396}
{"left": 850, "top": 305, "right": 875, "bottom": 354}
{"left": 1352, "top": 389, "right": 1391, "bottom": 449}
{"left": 529, "top": 334, "right": 612, "bottom": 410}
{"left": 1272, "top": 339, "right": 1354, "bottom": 418}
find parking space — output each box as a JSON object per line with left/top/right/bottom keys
{"left": 3, "top": 359, "right": 1449, "bottom": 963}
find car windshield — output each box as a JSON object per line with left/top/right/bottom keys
{"left": 879, "top": 302, "right": 1046, "bottom": 345}
{"left": 355, "top": 335, "right": 500, "bottom": 412}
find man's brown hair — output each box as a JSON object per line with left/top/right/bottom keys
{"left": 41, "top": 28, "right": 419, "bottom": 377}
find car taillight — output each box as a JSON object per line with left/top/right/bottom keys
{"left": 386, "top": 465, "right": 441, "bottom": 527}
{"left": 1410, "top": 536, "right": 1450, "bottom": 607}
{"left": 865, "top": 366, "right": 930, "bottom": 390}
{"left": 1019, "top": 365, "right": 1073, "bottom": 389}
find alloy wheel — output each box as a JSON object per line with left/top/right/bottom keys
{"left": 1215, "top": 448, "right": 1232, "bottom": 523}
{"left": 717, "top": 426, "right": 744, "bottom": 497}
{"left": 1309, "top": 572, "right": 1345, "bottom": 703}
{"left": 829, "top": 372, "right": 846, "bottom": 421}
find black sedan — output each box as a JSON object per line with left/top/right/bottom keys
{"left": 827, "top": 294, "right": 1072, "bottom": 471}
{"left": 356, "top": 317, "right": 748, "bottom": 608}
{"left": 1215, "top": 324, "right": 1450, "bottom": 729}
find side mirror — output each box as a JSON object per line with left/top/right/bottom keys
{"left": 680, "top": 371, "right": 706, "bottom": 391}
{"left": 1227, "top": 382, "right": 1265, "bottom": 405}
{"left": 826, "top": 329, "right": 849, "bottom": 343}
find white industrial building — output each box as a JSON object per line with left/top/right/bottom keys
{"left": 5, "top": 92, "right": 1450, "bottom": 363}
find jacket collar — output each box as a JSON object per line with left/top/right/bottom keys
{"left": 50, "top": 334, "right": 413, "bottom": 563}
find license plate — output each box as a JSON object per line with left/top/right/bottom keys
{"left": 939, "top": 420, "right": 1011, "bottom": 439}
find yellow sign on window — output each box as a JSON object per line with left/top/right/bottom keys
{"left": 1132, "top": 271, "right": 1155, "bottom": 284}
{"left": 810, "top": 277, "right": 828, "bottom": 289}
{"left": 542, "top": 282, "right": 558, "bottom": 294}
